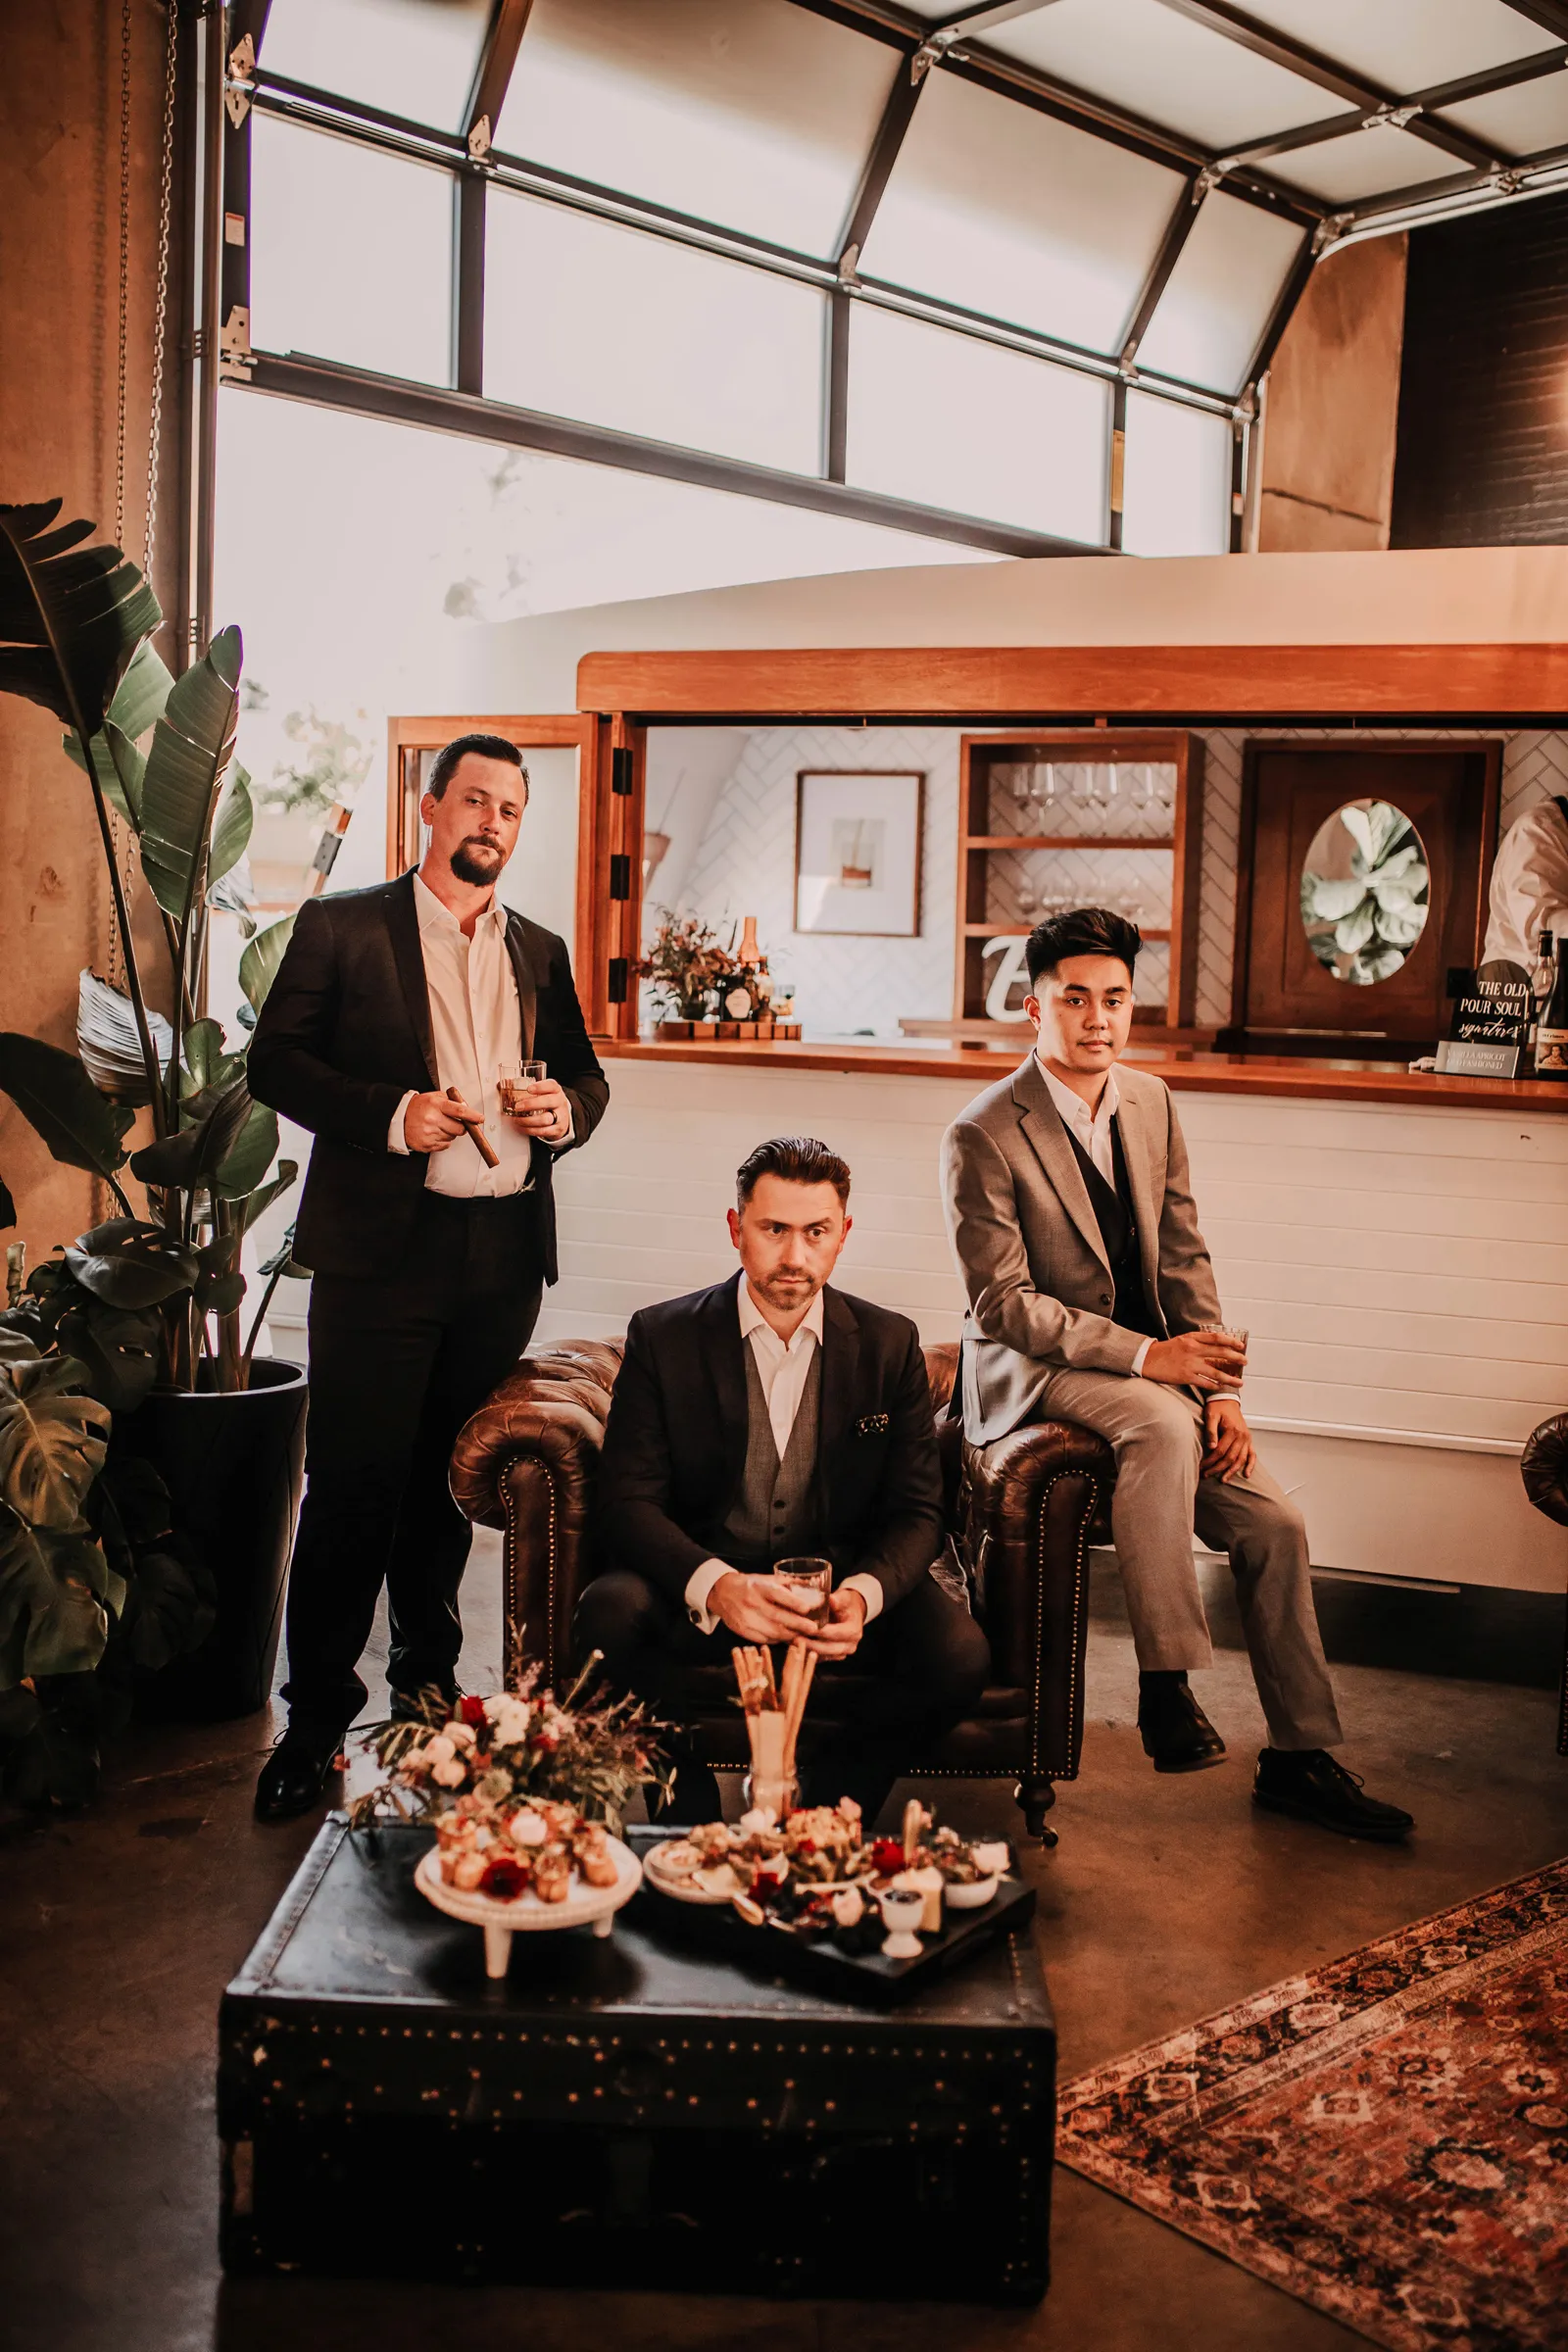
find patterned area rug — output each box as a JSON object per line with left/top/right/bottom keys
{"left": 1058, "top": 1861, "right": 1568, "bottom": 2351}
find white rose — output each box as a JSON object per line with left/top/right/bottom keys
{"left": 448, "top": 1722, "right": 477, "bottom": 1748}
{"left": 431, "top": 1758, "right": 466, "bottom": 1788}
{"left": 423, "top": 1735, "right": 457, "bottom": 1765}
{"left": 509, "top": 1808, "right": 548, "bottom": 1846}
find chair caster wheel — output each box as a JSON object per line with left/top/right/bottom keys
{"left": 1016, "top": 1778, "right": 1057, "bottom": 1844}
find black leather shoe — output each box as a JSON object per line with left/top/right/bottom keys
{"left": 254, "top": 1727, "right": 344, "bottom": 1823}
{"left": 1138, "top": 1679, "right": 1227, "bottom": 1773}
{"left": 1253, "top": 1749, "right": 1414, "bottom": 1842}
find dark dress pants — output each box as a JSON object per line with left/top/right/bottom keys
{"left": 575, "top": 1568, "right": 990, "bottom": 1831}
{"left": 282, "top": 1191, "right": 542, "bottom": 1735}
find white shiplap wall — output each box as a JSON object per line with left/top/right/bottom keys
{"left": 539, "top": 1056, "right": 1567, "bottom": 1595}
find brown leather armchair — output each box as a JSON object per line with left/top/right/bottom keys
{"left": 1521, "top": 1410, "right": 1568, "bottom": 1757}
{"left": 451, "top": 1339, "right": 1114, "bottom": 1840}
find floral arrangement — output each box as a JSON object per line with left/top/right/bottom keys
{"left": 348, "top": 1663, "right": 669, "bottom": 1845}
{"left": 635, "top": 908, "right": 739, "bottom": 1020}
{"left": 1300, "top": 800, "right": 1430, "bottom": 986}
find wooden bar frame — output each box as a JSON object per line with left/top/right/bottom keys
{"left": 574, "top": 644, "right": 1568, "bottom": 721}
{"left": 384, "top": 711, "right": 610, "bottom": 1024}
{"left": 1229, "top": 737, "right": 1502, "bottom": 1047}
{"left": 955, "top": 729, "right": 1203, "bottom": 1032}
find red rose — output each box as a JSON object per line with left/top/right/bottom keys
{"left": 870, "top": 1839, "right": 906, "bottom": 1875}
{"left": 479, "top": 1856, "right": 529, "bottom": 1900}
{"left": 459, "top": 1694, "right": 487, "bottom": 1728}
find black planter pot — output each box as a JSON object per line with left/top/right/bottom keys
{"left": 122, "top": 1357, "right": 308, "bottom": 1722}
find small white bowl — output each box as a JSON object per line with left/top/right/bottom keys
{"left": 943, "top": 1874, "right": 1000, "bottom": 1910}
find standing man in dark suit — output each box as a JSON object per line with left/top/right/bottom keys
{"left": 248, "top": 732, "right": 608, "bottom": 1820}
{"left": 579, "top": 1136, "right": 989, "bottom": 1827}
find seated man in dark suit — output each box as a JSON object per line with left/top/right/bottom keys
{"left": 578, "top": 1135, "right": 989, "bottom": 1826}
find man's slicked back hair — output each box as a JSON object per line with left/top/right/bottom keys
{"left": 736, "top": 1135, "right": 852, "bottom": 1211}
{"left": 1025, "top": 904, "right": 1142, "bottom": 987}
{"left": 427, "top": 732, "right": 529, "bottom": 802}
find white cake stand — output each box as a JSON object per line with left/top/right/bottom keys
{"left": 415, "top": 1836, "right": 643, "bottom": 1979}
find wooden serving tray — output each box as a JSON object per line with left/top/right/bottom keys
{"left": 627, "top": 1827, "right": 1035, "bottom": 2008}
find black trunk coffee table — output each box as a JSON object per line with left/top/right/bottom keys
{"left": 220, "top": 1818, "right": 1055, "bottom": 2303}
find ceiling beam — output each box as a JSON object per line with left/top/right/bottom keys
{"left": 1499, "top": 2, "right": 1568, "bottom": 40}
{"left": 463, "top": 0, "right": 535, "bottom": 147}
{"left": 1152, "top": 0, "right": 1503, "bottom": 173}
{"left": 929, "top": 0, "right": 1063, "bottom": 36}
{"left": 1120, "top": 176, "right": 1207, "bottom": 368}
{"left": 785, "top": 0, "right": 1322, "bottom": 225}
{"left": 1221, "top": 46, "right": 1568, "bottom": 174}
{"left": 837, "top": 43, "right": 930, "bottom": 270}
{"left": 241, "top": 350, "right": 1107, "bottom": 559}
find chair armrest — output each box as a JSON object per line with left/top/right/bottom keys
{"left": 1522, "top": 1411, "right": 1568, "bottom": 1528}
{"left": 960, "top": 1418, "right": 1113, "bottom": 1781}
{"left": 450, "top": 1342, "right": 622, "bottom": 1690}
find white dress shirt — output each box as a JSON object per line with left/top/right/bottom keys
{"left": 1035, "top": 1052, "right": 1238, "bottom": 1402}
{"left": 684, "top": 1281, "right": 887, "bottom": 1634}
{"left": 386, "top": 874, "right": 543, "bottom": 1197}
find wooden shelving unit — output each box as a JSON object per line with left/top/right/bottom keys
{"left": 955, "top": 730, "right": 1204, "bottom": 1031}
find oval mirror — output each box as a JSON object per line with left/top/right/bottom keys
{"left": 1299, "top": 799, "right": 1430, "bottom": 985}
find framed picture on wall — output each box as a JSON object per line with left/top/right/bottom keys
{"left": 795, "top": 769, "right": 924, "bottom": 936}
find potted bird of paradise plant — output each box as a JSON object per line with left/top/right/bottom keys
{"left": 0, "top": 498, "right": 309, "bottom": 1799}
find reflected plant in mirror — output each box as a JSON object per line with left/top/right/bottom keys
{"left": 1299, "top": 800, "right": 1430, "bottom": 986}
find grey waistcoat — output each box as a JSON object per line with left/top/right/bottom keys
{"left": 720, "top": 1340, "right": 823, "bottom": 1570}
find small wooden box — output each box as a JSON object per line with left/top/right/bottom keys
{"left": 655, "top": 1018, "right": 802, "bottom": 1041}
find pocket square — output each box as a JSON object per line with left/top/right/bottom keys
{"left": 855, "top": 1412, "right": 891, "bottom": 1437}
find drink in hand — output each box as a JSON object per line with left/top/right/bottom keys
{"left": 772, "top": 1558, "right": 832, "bottom": 1625}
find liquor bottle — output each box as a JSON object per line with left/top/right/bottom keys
{"left": 1534, "top": 934, "right": 1568, "bottom": 1077}
{"left": 722, "top": 916, "right": 769, "bottom": 1022}
{"left": 1529, "top": 927, "right": 1555, "bottom": 1054}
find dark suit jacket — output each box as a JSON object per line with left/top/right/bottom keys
{"left": 596, "top": 1273, "right": 946, "bottom": 1613}
{"left": 247, "top": 873, "right": 609, "bottom": 1281}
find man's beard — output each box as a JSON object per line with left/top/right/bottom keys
{"left": 754, "top": 1269, "right": 819, "bottom": 1308}
{"left": 450, "top": 837, "right": 503, "bottom": 884}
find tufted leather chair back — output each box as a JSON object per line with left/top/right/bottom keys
{"left": 450, "top": 1333, "right": 1112, "bottom": 1838}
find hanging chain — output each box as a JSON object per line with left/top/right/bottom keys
{"left": 145, "top": 0, "right": 179, "bottom": 585}
{"left": 114, "top": 0, "right": 132, "bottom": 552}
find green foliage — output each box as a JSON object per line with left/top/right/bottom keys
{"left": 263, "top": 703, "right": 372, "bottom": 818}
{"left": 0, "top": 1521, "right": 115, "bottom": 1688}
{"left": 139, "top": 625, "right": 243, "bottom": 922}
{"left": 128, "top": 1078, "right": 252, "bottom": 1190}
{"left": 239, "top": 911, "right": 297, "bottom": 1017}
{"left": 0, "top": 499, "right": 160, "bottom": 734}
{"left": 64, "top": 1219, "right": 200, "bottom": 1308}
{"left": 0, "top": 1350, "right": 111, "bottom": 1530}
{"left": 0, "top": 1035, "right": 134, "bottom": 1184}
{"left": 1300, "top": 801, "right": 1431, "bottom": 988}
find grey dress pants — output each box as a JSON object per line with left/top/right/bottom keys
{"left": 1030, "top": 1366, "right": 1343, "bottom": 1752}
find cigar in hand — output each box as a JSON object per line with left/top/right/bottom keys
{"left": 446, "top": 1086, "right": 500, "bottom": 1169}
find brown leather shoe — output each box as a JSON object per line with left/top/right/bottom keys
{"left": 1138, "top": 1680, "right": 1227, "bottom": 1773}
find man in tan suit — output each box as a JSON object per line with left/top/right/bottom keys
{"left": 942, "top": 906, "right": 1412, "bottom": 1841}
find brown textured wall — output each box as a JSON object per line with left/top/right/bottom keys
{"left": 1256, "top": 235, "right": 1407, "bottom": 555}
{"left": 0, "top": 0, "right": 188, "bottom": 1266}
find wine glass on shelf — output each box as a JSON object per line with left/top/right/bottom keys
{"left": 1095, "top": 762, "right": 1121, "bottom": 818}
{"left": 1025, "top": 761, "right": 1057, "bottom": 833}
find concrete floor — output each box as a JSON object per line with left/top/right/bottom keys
{"left": 3, "top": 1542, "right": 1564, "bottom": 2352}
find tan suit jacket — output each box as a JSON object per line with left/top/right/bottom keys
{"left": 941, "top": 1054, "right": 1221, "bottom": 1443}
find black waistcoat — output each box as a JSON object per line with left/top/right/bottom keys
{"left": 1062, "top": 1116, "right": 1163, "bottom": 1341}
